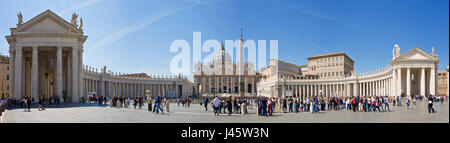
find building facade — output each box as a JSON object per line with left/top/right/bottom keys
{"left": 258, "top": 44, "right": 440, "bottom": 98}
{"left": 437, "top": 66, "right": 449, "bottom": 96}
{"left": 193, "top": 39, "right": 261, "bottom": 98}
{"left": 0, "top": 55, "right": 10, "bottom": 99}
{"left": 307, "top": 52, "right": 355, "bottom": 78}
{"left": 6, "top": 10, "right": 194, "bottom": 102}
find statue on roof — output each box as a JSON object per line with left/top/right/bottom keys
{"left": 17, "top": 12, "right": 23, "bottom": 26}
{"left": 392, "top": 47, "right": 395, "bottom": 60}
{"left": 71, "top": 12, "right": 78, "bottom": 27}
{"left": 394, "top": 44, "right": 400, "bottom": 57}
{"left": 79, "top": 17, "right": 83, "bottom": 30}
{"left": 432, "top": 46, "right": 435, "bottom": 55}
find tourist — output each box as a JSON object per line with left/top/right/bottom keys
{"left": 222, "top": 99, "right": 227, "bottom": 113}
{"left": 282, "top": 98, "right": 287, "bottom": 113}
{"left": 227, "top": 96, "right": 233, "bottom": 116}
{"left": 139, "top": 97, "right": 143, "bottom": 110}
{"left": 148, "top": 97, "right": 153, "bottom": 111}
{"left": 375, "top": 97, "right": 382, "bottom": 112}
{"left": 293, "top": 97, "right": 298, "bottom": 113}
{"left": 288, "top": 97, "right": 293, "bottom": 113}
{"left": 268, "top": 98, "right": 273, "bottom": 116}
{"left": 38, "top": 97, "right": 43, "bottom": 111}
{"left": 204, "top": 97, "right": 209, "bottom": 111}
{"left": 155, "top": 95, "right": 164, "bottom": 114}
{"left": 219, "top": 98, "right": 223, "bottom": 114}
{"left": 213, "top": 96, "right": 220, "bottom": 116}
{"left": 133, "top": 98, "right": 138, "bottom": 109}
{"left": 384, "top": 96, "right": 390, "bottom": 112}
{"left": 428, "top": 95, "right": 436, "bottom": 113}
{"left": 25, "top": 97, "right": 30, "bottom": 112}
{"left": 371, "top": 96, "right": 376, "bottom": 112}
{"left": 261, "top": 97, "right": 268, "bottom": 116}
{"left": 305, "top": 98, "right": 310, "bottom": 112}
{"left": 300, "top": 98, "right": 304, "bottom": 112}
{"left": 406, "top": 97, "right": 410, "bottom": 110}
{"left": 359, "top": 97, "right": 364, "bottom": 112}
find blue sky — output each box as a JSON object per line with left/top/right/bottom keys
{"left": 0, "top": 0, "right": 448, "bottom": 78}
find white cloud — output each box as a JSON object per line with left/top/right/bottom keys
{"left": 270, "top": 0, "right": 349, "bottom": 26}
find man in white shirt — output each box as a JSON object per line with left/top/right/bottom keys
{"left": 213, "top": 96, "right": 220, "bottom": 116}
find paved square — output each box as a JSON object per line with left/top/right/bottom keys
{"left": 1, "top": 101, "right": 448, "bottom": 123}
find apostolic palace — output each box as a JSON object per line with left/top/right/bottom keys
{"left": 3, "top": 10, "right": 446, "bottom": 102}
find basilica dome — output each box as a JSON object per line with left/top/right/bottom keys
{"left": 214, "top": 43, "right": 232, "bottom": 65}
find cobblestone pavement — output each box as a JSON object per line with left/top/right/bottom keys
{"left": 1, "top": 101, "right": 448, "bottom": 123}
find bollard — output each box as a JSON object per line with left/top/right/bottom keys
{"left": 166, "top": 103, "right": 170, "bottom": 112}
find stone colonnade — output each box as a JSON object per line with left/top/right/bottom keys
{"left": 82, "top": 66, "right": 193, "bottom": 98}
{"left": 259, "top": 64, "right": 438, "bottom": 98}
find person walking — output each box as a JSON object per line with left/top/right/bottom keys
{"left": 384, "top": 96, "right": 390, "bottom": 112}
{"left": 155, "top": 95, "right": 164, "bottom": 114}
{"left": 213, "top": 96, "right": 220, "bottom": 116}
{"left": 204, "top": 97, "right": 209, "bottom": 111}
{"left": 406, "top": 97, "right": 410, "bottom": 110}
{"left": 428, "top": 95, "right": 436, "bottom": 113}
{"left": 38, "top": 97, "right": 43, "bottom": 111}
{"left": 26, "top": 97, "right": 31, "bottom": 112}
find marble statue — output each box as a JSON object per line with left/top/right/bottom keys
{"left": 17, "top": 12, "right": 23, "bottom": 26}
{"left": 71, "top": 12, "right": 78, "bottom": 27}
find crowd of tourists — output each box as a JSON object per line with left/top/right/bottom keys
{"left": 4, "top": 95, "right": 62, "bottom": 112}
{"left": 203, "top": 96, "right": 252, "bottom": 116}
{"left": 254, "top": 94, "right": 443, "bottom": 116}
{"left": 200, "top": 94, "right": 445, "bottom": 116}
{"left": 82, "top": 95, "right": 107, "bottom": 105}
{"left": 106, "top": 95, "right": 168, "bottom": 115}
{"left": 177, "top": 98, "right": 192, "bottom": 107}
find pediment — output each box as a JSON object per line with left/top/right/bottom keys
{"left": 394, "top": 48, "right": 438, "bottom": 62}
{"left": 22, "top": 18, "right": 69, "bottom": 33}
{"left": 14, "top": 10, "right": 81, "bottom": 34}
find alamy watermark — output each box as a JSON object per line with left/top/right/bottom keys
{"left": 170, "top": 32, "right": 278, "bottom": 76}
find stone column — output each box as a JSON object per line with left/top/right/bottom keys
{"left": 78, "top": 49, "right": 83, "bottom": 102}
{"left": 430, "top": 67, "right": 436, "bottom": 96}
{"left": 392, "top": 69, "right": 397, "bottom": 97}
{"left": 56, "top": 47, "right": 63, "bottom": 101}
{"left": 420, "top": 68, "right": 425, "bottom": 96}
{"left": 100, "top": 80, "right": 105, "bottom": 97}
{"left": 72, "top": 47, "right": 79, "bottom": 102}
{"left": 397, "top": 68, "right": 402, "bottom": 96}
{"left": 14, "top": 46, "right": 23, "bottom": 100}
{"left": 302, "top": 85, "right": 305, "bottom": 97}
{"left": 406, "top": 68, "right": 410, "bottom": 97}
{"left": 8, "top": 49, "right": 15, "bottom": 99}
{"left": 307, "top": 85, "right": 311, "bottom": 97}
{"left": 31, "top": 47, "right": 39, "bottom": 101}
